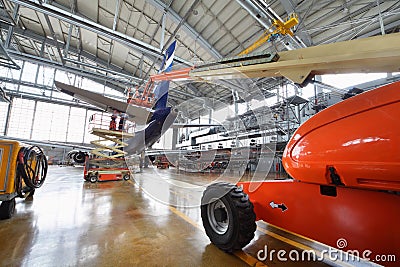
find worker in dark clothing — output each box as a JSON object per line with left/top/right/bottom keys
{"left": 109, "top": 110, "right": 118, "bottom": 131}
{"left": 118, "top": 113, "right": 128, "bottom": 131}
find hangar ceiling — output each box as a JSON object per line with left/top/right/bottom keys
{"left": 1, "top": 0, "right": 399, "bottom": 118}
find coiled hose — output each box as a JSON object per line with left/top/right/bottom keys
{"left": 16, "top": 146, "right": 48, "bottom": 196}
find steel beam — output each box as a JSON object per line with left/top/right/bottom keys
{"left": 6, "top": 50, "right": 197, "bottom": 105}
{"left": 112, "top": 0, "right": 121, "bottom": 31}
{"left": 43, "top": 13, "right": 65, "bottom": 65}
{"left": 4, "top": 97, "right": 13, "bottom": 136}
{"left": 5, "top": 4, "right": 19, "bottom": 48}
{"left": 0, "top": 76, "right": 126, "bottom": 101}
{"left": 63, "top": 0, "right": 76, "bottom": 57}
{"left": 186, "top": 83, "right": 206, "bottom": 97}
{"left": 147, "top": 0, "right": 222, "bottom": 59}
{"left": 235, "top": 0, "right": 304, "bottom": 50}
{"left": 163, "top": 0, "right": 201, "bottom": 50}
{"left": 9, "top": 0, "right": 192, "bottom": 66}
{"left": 7, "top": 49, "right": 134, "bottom": 89}
{"left": 63, "top": 58, "right": 139, "bottom": 82}
{"left": 357, "top": 19, "right": 400, "bottom": 39}
{"left": 376, "top": 0, "right": 386, "bottom": 35}
{"left": 5, "top": 25, "right": 138, "bottom": 82}
{"left": 278, "top": 0, "right": 310, "bottom": 47}
{"left": 160, "top": 12, "right": 166, "bottom": 50}
{"left": 64, "top": 23, "right": 73, "bottom": 57}
{"left": 142, "top": 0, "right": 201, "bottom": 78}
{"left": 2, "top": 87, "right": 102, "bottom": 111}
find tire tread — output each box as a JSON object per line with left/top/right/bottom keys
{"left": 201, "top": 183, "right": 256, "bottom": 252}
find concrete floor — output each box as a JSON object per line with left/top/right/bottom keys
{"left": 0, "top": 166, "right": 330, "bottom": 266}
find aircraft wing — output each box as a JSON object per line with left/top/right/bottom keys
{"left": 54, "top": 81, "right": 153, "bottom": 124}
{"left": 145, "top": 149, "right": 198, "bottom": 156}
{"left": 170, "top": 123, "right": 221, "bottom": 128}
{"left": 0, "top": 135, "right": 94, "bottom": 151}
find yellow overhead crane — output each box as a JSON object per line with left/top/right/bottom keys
{"left": 238, "top": 13, "right": 299, "bottom": 56}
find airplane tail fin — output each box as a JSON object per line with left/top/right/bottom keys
{"left": 153, "top": 41, "right": 176, "bottom": 110}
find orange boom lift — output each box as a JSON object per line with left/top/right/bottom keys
{"left": 192, "top": 33, "right": 400, "bottom": 265}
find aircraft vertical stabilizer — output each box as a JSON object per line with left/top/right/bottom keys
{"left": 153, "top": 41, "right": 177, "bottom": 110}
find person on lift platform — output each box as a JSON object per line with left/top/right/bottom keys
{"left": 109, "top": 110, "right": 119, "bottom": 131}
{"left": 118, "top": 113, "right": 128, "bottom": 131}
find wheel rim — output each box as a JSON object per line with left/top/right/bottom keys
{"left": 207, "top": 199, "right": 229, "bottom": 235}
{"left": 90, "top": 176, "right": 97, "bottom": 182}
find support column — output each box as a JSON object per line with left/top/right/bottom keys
{"left": 82, "top": 108, "right": 88, "bottom": 143}
{"left": 29, "top": 100, "right": 38, "bottom": 139}
{"left": 376, "top": 0, "right": 385, "bottom": 35}
{"left": 313, "top": 75, "right": 323, "bottom": 114}
{"left": 4, "top": 97, "right": 13, "bottom": 136}
{"left": 233, "top": 90, "right": 239, "bottom": 147}
{"left": 160, "top": 12, "right": 166, "bottom": 50}
{"left": 5, "top": 4, "right": 20, "bottom": 48}
{"left": 65, "top": 106, "right": 72, "bottom": 142}
{"left": 17, "top": 61, "right": 24, "bottom": 92}
{"left": 172, "top": 128, "right": 178, "bottom": 150}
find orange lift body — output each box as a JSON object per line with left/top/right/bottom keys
{"left": 239, "top": 81, "right": 400, "bottom": 263}
{"left": 83, "top": 157, "right": 130, "bottom": 183}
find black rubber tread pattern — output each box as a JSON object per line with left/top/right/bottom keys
{"left": 89, "top": 174, "right": 98, "bottom": 183}
{"left": 73, "top": 152, "right": 86, "bottom": 164}
{"left": 201, "top": 182, "right": 256, "bottom": 252}
{"left": 0, "top": 199, "right": 16, "bottom": 220}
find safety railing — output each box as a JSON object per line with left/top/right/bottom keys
{"left": 88, "top": 113, "right": 135, "bottom": 134}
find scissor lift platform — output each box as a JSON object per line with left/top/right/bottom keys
{"left": 84, "top": 114, "right": 135, "bottom": 182}
{"left": 89, "top": 128, "right": 134, "bottom": 159}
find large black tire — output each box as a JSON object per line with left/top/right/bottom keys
{"left": 201, "top": 182, "right": 256, "bottom": 252}
{"left": 0, "top": 199, "right": 16, "bottom": 219}
{"left": 73, "top": 152, "right": 86, "bottom": 164}
{"left": 89, "top": 174, "right": 98, "bottom": 183}
{"left": 123, "top": 174, "right": 130, "bottom": 181}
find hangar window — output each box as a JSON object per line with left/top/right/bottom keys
{"left": 0, "top": 102, "right": 9, "bottom": 135}
{"left": 31, "top": 102, "right": 69, "bottom": 142}
{"left": 37, "top": 66, "right": 55, "bottom": 86}
{"left": 67, "top": 107, "right": 87, "bottom": 143}
{"left": 20, "top": 62, "right": 37, "bottom": 83}
{"left": 19, "top": 85, "right": 43, "bottom": 96}
{"left": 7, "top": 98, "right": 35, "bottom": 139}
{"left": 0, "top": 60, "right": 22, "bottom": 80}
{"left": 0, "top": 58, "right": 134, "bottom": 144}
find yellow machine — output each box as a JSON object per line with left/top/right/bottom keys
{"left": 238, "top": 13, "right": 299, "bottom": 56}
{"left": 0, "top": 140, "right": 47, "bottom": 219}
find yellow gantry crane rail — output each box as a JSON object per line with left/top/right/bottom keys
{"left": 238, "top": 13, "right": 299, "bottom": 56}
